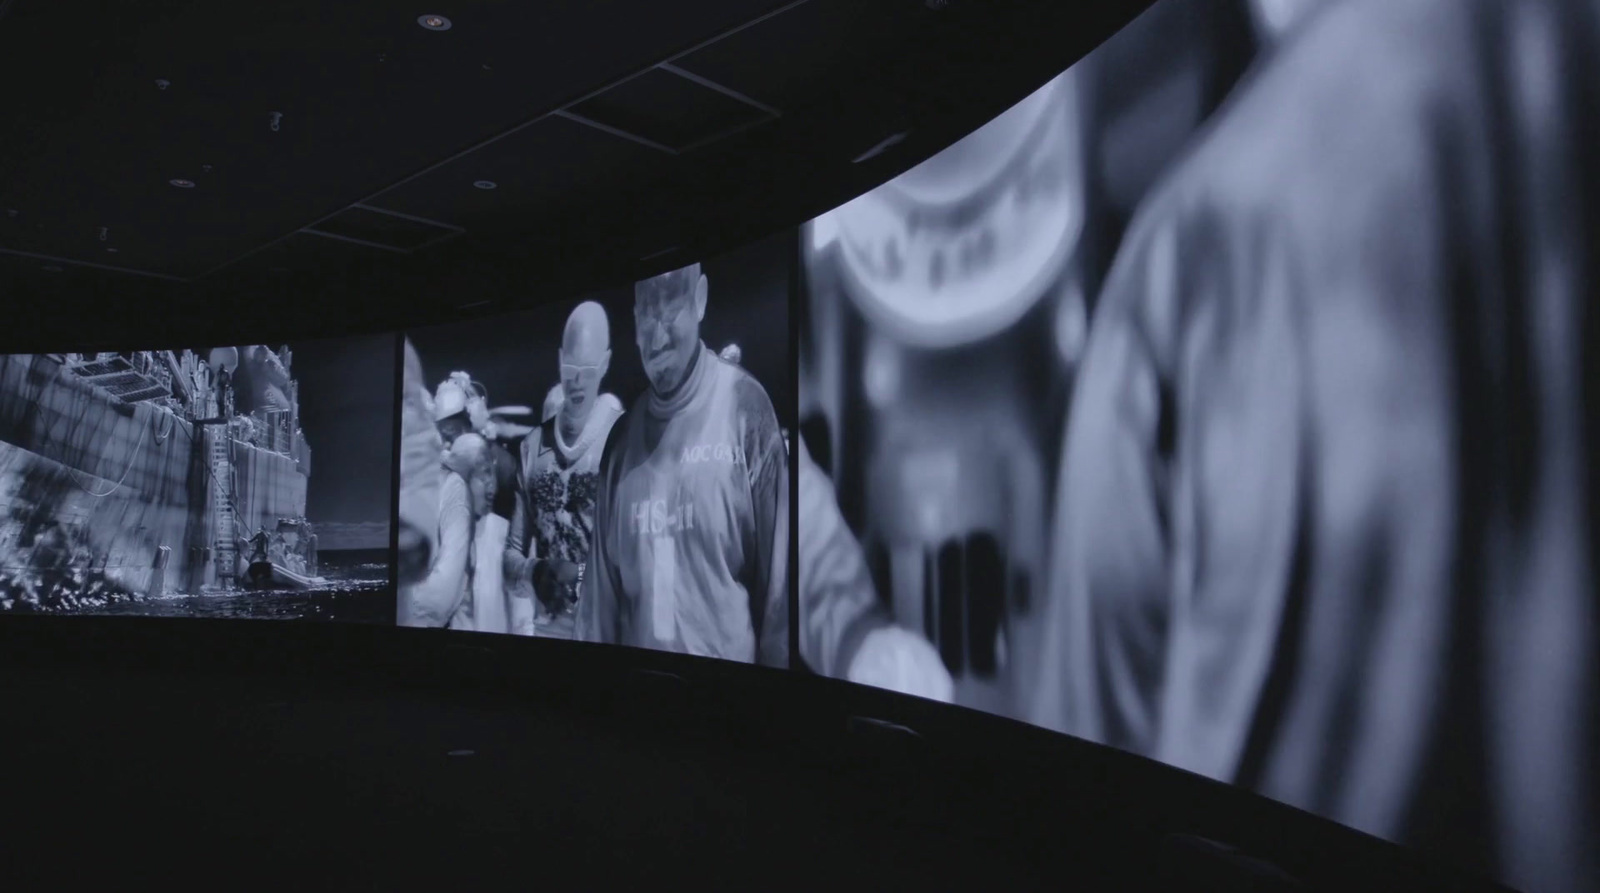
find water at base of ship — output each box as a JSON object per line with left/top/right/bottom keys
{"left": 1, "top": 548, "right": 393, "bottom": 625}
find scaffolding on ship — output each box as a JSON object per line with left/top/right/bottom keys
{"left": 54, "top": 349, "right": 317, "bottom": 593}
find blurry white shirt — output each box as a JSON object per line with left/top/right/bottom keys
{"left": 471, "top": 514, "right": 510, "bottom": 635}
{"left": 401, "top": 471, "right": 470, "bottom": 629}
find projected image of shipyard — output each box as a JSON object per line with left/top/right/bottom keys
{"left": 398, "top": 232, "right": 792, "bottom": 668}
{"left": 0, "top": 337, "right": 396, "bottom": 623}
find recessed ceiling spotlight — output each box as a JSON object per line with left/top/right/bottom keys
{"left": 106, "top": 248, "right": 119, "bottom": 254}
{"left": 418, "top": 14, "right": 452, "bottom": 31}
{"left": 473, "top": 180, "right": 497, "bottom": 190}
{"left": 170, "top": 178, "right": 196, "bottom": 189}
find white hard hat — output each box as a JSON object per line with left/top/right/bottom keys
{"left": 465, "top": 394, "right": 491, "bottom": 433}
{"left": 433, "top": 379, "right": 468, "bottom": 422}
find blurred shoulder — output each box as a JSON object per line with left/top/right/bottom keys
{"left": 596, "top": 392, "right": 625, "bottom": 424}
{"left": 1159, "top": 0, "right": 1481, "bottom": 216}
{"left": 1100, "top": 0, "right": 1490, "bottom": 339}
{"left": 597, "top": 404, "right": 631, "bottom": 475}
{"left": 715, "top": 357, "right": 779, "bottom": 426}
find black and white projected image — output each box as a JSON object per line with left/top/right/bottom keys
{"left": 0, "top": 336, "right": 396, "bottom": 624}
{"left": 400, "top": 232, "right": 793, "bottom": 669}
{"left": 798, "top": 1, "right": 1600, "bottom": 892}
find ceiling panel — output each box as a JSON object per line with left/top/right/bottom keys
{"left": 0, "top": 0, "right": 803, "bottom": 278}
{"left": 567, "top": 66, "right": 776, "bottom": 153}
{"left": 360, "top": 114, "right": 669, "bottom": 227}
{"left": 311, "top": 206, "right": 462, "bottom": 252}
{"left": 1, "top": 0, "right": 1162, "bottom": 352}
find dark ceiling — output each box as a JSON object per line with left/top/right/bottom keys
{"left": 1, "top": 0, "right": 1154, "bottom": 352}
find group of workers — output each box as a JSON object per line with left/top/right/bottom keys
{"left": 397, "top": 265, "right": 798, "bottom": 669}
{"left": 390, "top": 0, "right": 1600, "bottom": 887}
{"left": 397, "top": 263, "right": 958, "bottom": 685}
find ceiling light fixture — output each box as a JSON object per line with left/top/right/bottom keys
{"left": 473, "top": 180, "right": 497, "bottom": 190}
{"left": 418, "top": 14, "right": 452, "bottom": 31}
{"left": 170, "top": 179, "right": 196, "bottom": 189}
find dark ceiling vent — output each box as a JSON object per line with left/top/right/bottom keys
{"left": 301, "top": 205, "right": 462, "bottom": 253}
{"left": 563, "top": 64, "right": 779, "bottom": 155}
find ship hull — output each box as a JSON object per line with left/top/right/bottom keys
{"left": 244, "top": 560, "right": 327, "bottom": 591}
{"left": 0, "top": 354, "right": 308, "bottom": 601}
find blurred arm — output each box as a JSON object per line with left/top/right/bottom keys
{"left": 503, "top": 431, "right": 540, "bottom": 596}
{"left": 744, "top": 398, "right": 790, "bottom": 669}
{"left": 575, "top": 430, "right": 623, "bottom": 645}
{"left": 401, "top": 472, "right": 471, "bottom": 628}
{"left": 397, "top": 341, "right": 441, "bottom": 588}
{"left": 797, "top": 435, "right": 891, "bottom": 678}
{"left": 1029, "top": 222, "right": 1177, "bottom": 754}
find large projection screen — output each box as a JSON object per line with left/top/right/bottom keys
{"left": 796, "top": 1, "right": 1600, "bottom": 892}
{"left": 0, "top": 336, "right": 397, "bottom": 623}
{"left": 399, "top": 230, "right": 794, "bottom": 668}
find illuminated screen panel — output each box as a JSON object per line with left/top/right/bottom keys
{"left": 399, "top": 230, "right": 794, "bottom": 668}
{"left": 0, "top": 336, "right": 397, "bottom": 624}
{"left": 796, "top": 1, "right": 1600, "bottom": 892}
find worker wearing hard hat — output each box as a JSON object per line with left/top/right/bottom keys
{"left": 423, "top": 374, "right": 511, "bottom": 633}
{"left": 401, "top": 429, "right": 497, "bottom": 631}
{"left": 505, "top": 301, "right": 625, "bottom": 639}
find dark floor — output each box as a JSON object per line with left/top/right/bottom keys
{"left": 0, "top": 616, "right": 1512, "bottom": 892}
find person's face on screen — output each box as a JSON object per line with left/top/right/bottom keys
{"left": 558, "top": 313, "right": 611, "bottom": 425}
{"left": 635, "top": 271, "right": 706, "bottom": 395}
{"left": 436, "top": 415, "right": 471, "bottom": 448}
{"left": 468, "top": 467, "right": 496, "bottom": 519}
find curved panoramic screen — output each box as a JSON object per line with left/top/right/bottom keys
{"left": 0, "top": 336, "right": 397, "bottom": 623}
{"left": 398, "top": 231, "right": 794, "bottom": 667}
{"left": 797, "top": 1, "right": 1600, "bottom": 892}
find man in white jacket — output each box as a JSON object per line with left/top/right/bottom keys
{"left": 403, "top": 433, "right": 497, "bottom": 630}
